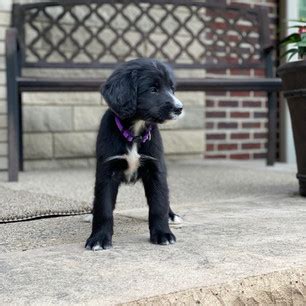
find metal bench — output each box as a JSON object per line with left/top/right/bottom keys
{"left": 5, "top": 0, "right": 282, "bottom": 181}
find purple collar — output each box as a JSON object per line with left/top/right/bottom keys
{"left": 115, "top": 116, "right": 152, "bottom": 144}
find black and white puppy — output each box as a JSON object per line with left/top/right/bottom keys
{"left": 85, "top": 58, "right": 184, "bottom": 251}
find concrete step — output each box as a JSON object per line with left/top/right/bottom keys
{"left": 1, "top": 195, "right": 306, "bottom": 305}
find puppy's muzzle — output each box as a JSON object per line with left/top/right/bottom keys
{"left": 169, "top": 92, "right": 184, "bottom": 116}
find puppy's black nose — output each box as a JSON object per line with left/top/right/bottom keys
{"left": 174, "top": 107, "right": 183, "bottom": 115}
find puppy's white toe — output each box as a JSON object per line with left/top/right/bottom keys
{"left": 83, "top": 214, "right": 93, "bottom": 223}
{"left": 92, "top": 243, "right": 103, "bottom": 251}
{"left": 169, "top": 214, "right": 183, "bottom": 224}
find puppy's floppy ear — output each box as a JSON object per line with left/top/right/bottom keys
{"left": 102, "top": 70, "right": 137, "bottom": 119}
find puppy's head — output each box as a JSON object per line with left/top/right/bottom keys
{"left": 102, "top": 58, "right": 183, "bottom": 123}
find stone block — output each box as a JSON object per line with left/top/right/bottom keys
{"left": 0, "top": 12, "right": 10, "bottom": 26}
{"left": 0, "top": 26, "right": 6, "bottom": 39}
{"left": 74, "top": 106, "right": 107, "bottom": 131}
{"left": 23, "top": 106, "right": 73, "bottom": 132}
{"left": 0, "top": 41, "right": 4, "bottom": 54}
{"left": 175, "top": 92, "right": 205, "bottom": 106}
{"left": 0, "top": 142, "right": 7, "bottom": 155}
{"left": 161, "top": 129, "right": 204, "bottom": 154}
{"left": 0, "top": 156, "right": 7, "bottom": 170}
{"left": 54, "top": 132, "right": 96, "bottom": 158}
{"left": 0, "top": 100, "right": 6, "bottom": 114}
{"left": 0, "top": 129, "right": 7, "bottom": 142}
{"left": 0, "top": 2, "right": 11, "bottom": 11}
{"left": 0, "top": 72, "right": 5, "bottom": 85}
{"left": 0, "top": 85, "right": 6, "bottom": 99}
{"left": 0, "top": 56, "right": 5, "bottom": 70}
{"left": 174, "top": 69, "right": 206, "bottom": 78}
{"left": 24, "top": 158, "right": 90, "bottom": 171}
{"left": 23, "top": 92, "right": 104, "bottom": 106}
{"left": 159, "top": 107, "right": 204, "bottom": 130}
{"left": 23, "top": 68, "right": 112, "bottom": 79}
{"left": 24, "top": 133, "right": 53, "bottom": 160}
{"left": 0, "top": 114, "right": 7, "bottom": 128}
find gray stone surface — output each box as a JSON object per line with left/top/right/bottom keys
{"left": 74, "top": 106, "right": 106, "bottom": 131}
{"left": 54, "top": 132, "right": 96, "bottom": 158}
{"left": 0, "top": 129, "right": 7, "bottom": 142}
{"left": 1, "top": 160, "right": 306, "bottom": 304}
{"left": 23, "top": 92, "right": 104, "bottom": 106}
{"left": 159, "top": 107, "right": 204, "bottom": 130}
{"left": 23, "top": 106, "right": 73, "bottom": 132}
{"left": 161, "top": 130, "right": 204, "bottom": 154}
{"left": 24, "top": 133, "right": 53, "bottom": 159}
{"left": 0, "top": 142, "right": 7, "bottom": 155}
{"left": 0, "top": 156, "right": 7, "bottom": 169}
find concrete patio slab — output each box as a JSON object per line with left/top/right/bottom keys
{"left": 1, "top": 160, "right": 306, "bottom": 305}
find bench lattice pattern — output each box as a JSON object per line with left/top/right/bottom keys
{"left": 17, "top": 1, "right": 265, "bottom": 69}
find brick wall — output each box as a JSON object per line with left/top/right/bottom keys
{"left": 204, "top": 0, "right": 279, "bottom": 160}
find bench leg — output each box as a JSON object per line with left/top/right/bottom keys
{"left": 7, "top": 81, "right": 20, "bottom": 181}
{"left": 6, "top": 28, "right": 20, "bottom": 181}
{"left": 18, "top": 92, "right": 23, "bottom": 172}
{"left": 267, "top": 92, "right": 277, "bottom": 166}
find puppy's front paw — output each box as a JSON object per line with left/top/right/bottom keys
{"left": 150, "top": 231, "right": 176, "bottom": 245}
{"left": 85, "top": 231, "right": 112, "bottom": 251}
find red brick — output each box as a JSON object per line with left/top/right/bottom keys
{"left": 230, "top": 69, "right": 251, "bottom": 76}
{"left": 206, "top": 144, "right": 214, "bottom": 151}
{"left": 242, "top": 143, "right": 261, "bottom": 149}
{"left": 254, "top": 69, "right": 265, "bottom": 77}
{"left": 254, "top": 132, "right": 267, "bottom": 139}
{"left": 206, "top": 91, "right": 227, "bottom": 96}
{"left": 254, "top": 92, "right": 266, "bottom": 97}
{"left": 230, "top": 91, "right": 251, "bottom": 97}
{"left": 231, "top": 133, "right": 250, "bottom": 140}
{"left": 219, "top": 100, "right": 238, "bottom": 107}
{"left": 254, "top": 112, "right": 267, "bottom": 118}
{"left": 206, "top": 122, "right": 214, "bottom": 129}
{"left": 207, "top": 133, "right": 226, "bottom": 140}
{"left": 218, "top": 144, "right": 238, "bottom": 151}
{"left": 206, "top": 69, "right": 227, "bottom": 75}
{"left": 231, "top": 2, "right": 251, "bottom": 9}
{"left": 218, "top": 122, "right": 238, "bottom": 129}
{"left": 205, "top": 154, "right": 227, "bottom": 159}
{"left": 230, "top": 153, "right": 250, "bottom": 160}
{"left": 230, "top": 111, "right": 250, "bottom": 118}
{"left": 206, "top": 100, "right": 215, "bottom": 107}
{"left": 242, "top": 101, "right": 262, "bottom": 107}
{"left": 254, "top": 153, "right": 267, "bottom": 159}
{"left": 242, "top": 122, "right": 261, "bottom": 129}
{"left": 206, "top": 111, "right": 226, "bottom": 118}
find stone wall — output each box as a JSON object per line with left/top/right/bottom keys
{"left": 0, "top": 0, "right": 279, "bottom": 172}
{"left": 22, "top": 89, "right": 204, "bottom": 170}
{"left": 0, "top": 4, "right": 10, "bottom": 171}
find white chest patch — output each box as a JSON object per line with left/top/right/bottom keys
{"left": 124, "top": 143, "right": 140, "bottom": 182}
{"left": 104, "top": 121, "right": 146, "bottom": 183}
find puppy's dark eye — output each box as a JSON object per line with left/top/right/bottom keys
{"left": 170, "top": 83, "right": 175, "bottom": 93}
{"left": 150, "top": 87, "right": 159, "bottom": 94}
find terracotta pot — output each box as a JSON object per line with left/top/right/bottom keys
{"left": 277, "top": 60, "right": 306, "bottom": 196}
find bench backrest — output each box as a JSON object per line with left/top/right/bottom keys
{"left": 12, "top": 0, "right": 271, "bottom": 70}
